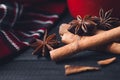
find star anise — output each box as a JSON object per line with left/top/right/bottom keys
{"left": 30, "top": 30, "right": 59, "bottom": 57}
{"left": 68, "top": 15, "right": 97, "bottom": 36}
{"left": 97, "top": 8, "right": 120, "bottom": 30}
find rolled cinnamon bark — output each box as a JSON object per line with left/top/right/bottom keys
{"left": 50, "top": 26, "right": 120, "bottom": 61}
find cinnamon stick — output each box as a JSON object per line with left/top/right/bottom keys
{"left": 50, "top": 26, "right": 120, "bottom": 61}
{"left": 65, "top": 65, "right": 99, "bottom": 75}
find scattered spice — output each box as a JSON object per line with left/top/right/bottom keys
{"left": 68, "top": 15, "right": 97, "bottom": 36}
{"left": 50, "top": 26, "right": 120, "bottom": 61}
{"left": 65, "top": 65, "right": 99, "bottom": 76}
{"left": 97, "top": 57, "right": 116, "bottom": 66}
{"left": 30, "top": 30, "right": 59, "bottom": 56}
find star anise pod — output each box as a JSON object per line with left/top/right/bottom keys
{"left": 97, "top": 8, "right": 120, "bottom": 30}
{"left": 68, "top": 15, "right": 97, "bottom": 36}
{"left": 30, "top": 30, "right": 59, "bottom": 57}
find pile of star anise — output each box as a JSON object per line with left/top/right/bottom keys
{"left": 68, "top": 8, "right": 120, "bottom": 36}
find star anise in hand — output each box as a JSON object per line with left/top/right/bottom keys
{"left": 68, "top": 15, "right": 97, "bottom": 36}
{"left": 30, "top": 30, "right": 59, "bottom": 57}
{"left": 96, "top": 8, "right": 120, "bottom": 30}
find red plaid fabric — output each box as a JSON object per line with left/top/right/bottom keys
{"left": 0, "top": 0, "right": 67, "bottom": 58}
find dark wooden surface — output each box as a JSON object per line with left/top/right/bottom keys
{"left": 0, "top": 14, "right": 120, "bottom": 80}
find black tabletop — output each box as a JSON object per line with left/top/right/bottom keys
{"left": 0, "top": 14, "right": 120, "bottom": 80}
